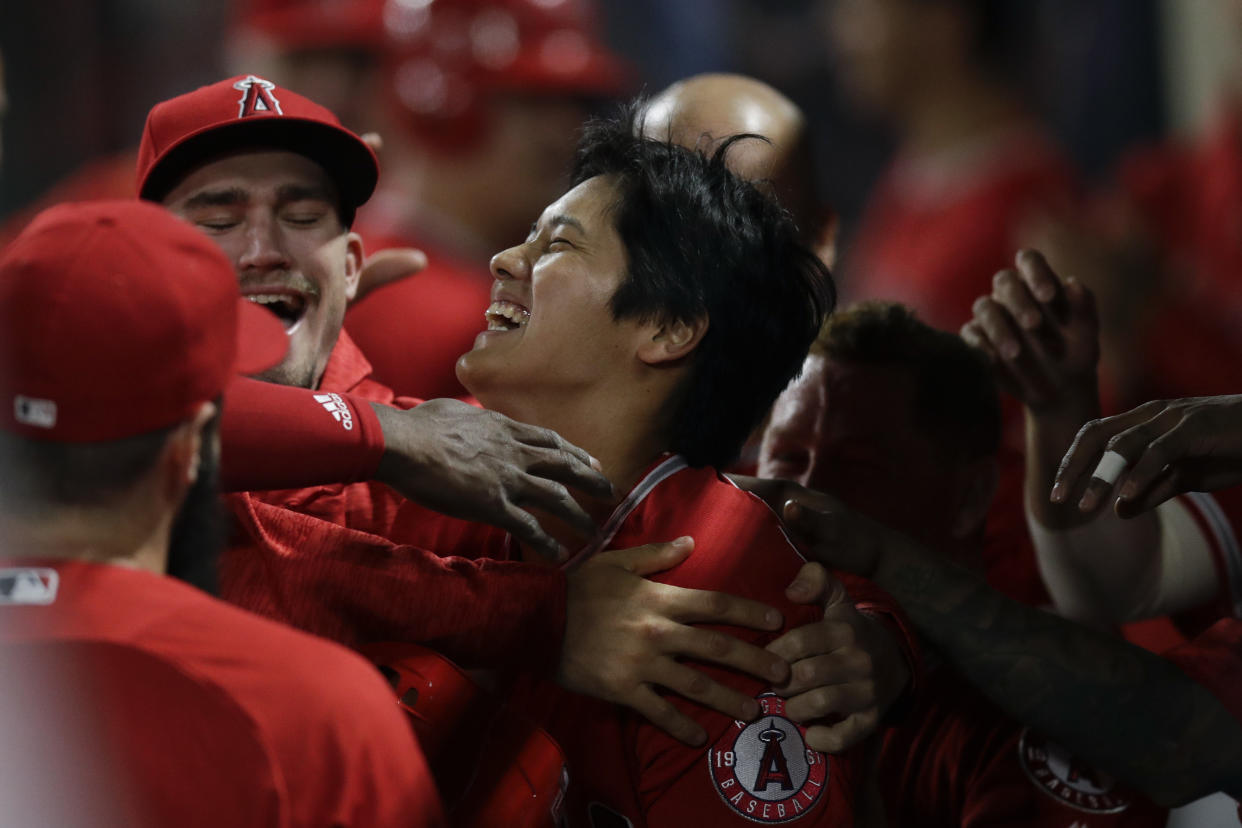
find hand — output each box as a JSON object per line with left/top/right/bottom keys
{"left": 560, "top": 538, "right": 790, "bottom": 746}
{"left": 353, "top": 247, "right": 428, "bottom": 304}
{"left": 768, "top": 562, "right": 911, "bottom": 753}
{"left": 371, "top": 399, "right": 615, "bottom": 561}
{"left": 961, "top": 249, "right": 1099, "bottom": 411}
{"left": 1052, "top": 395, "right": 1242, "bottom": 517}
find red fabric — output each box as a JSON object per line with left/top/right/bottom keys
{"left": 345, "top": 233, "right": 493, "bottom": 399}
{"left": 0, "top": 201, "right": 284, "bottom": 442}
{"left": 879, "top": 666, "right": 1167, "bottom": 827}
{"left": 1164, "top": 618, "right": 1242, "bottom": 727}
{"left": 219, "top": 376, "right": 386, "bottom": 491}
{"left": 513, "top": 462, "right": 886, "bottom": 827}
{"left": 137, "top": 74, "right": 377, "bottom": 210}
{"left": 222, "top": 330, "right": 568, "bottom": 672}
{"left": 1115, "top": 106, "right": 1242, "bottom": 401}
{"left": 846, "top": 128, "right": 1078, "bottom": 333}
{"left": 0, "top": 558, "right": 442, "bottom": 827}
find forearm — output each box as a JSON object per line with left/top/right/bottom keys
{"left": 1024, "top": 394, "right": 1164, "bottom": 623}
{"left": 220, "top": 377, "right": 386, "bottom": 491}
{"left": 870, "top": 543, "right": 1242, "bottom": 805}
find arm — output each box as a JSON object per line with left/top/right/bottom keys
{"left": 962, "top": 250, "right": 1189, "bottom": 623}
{"left": 776, "top": 489, "right": 1242, "bottom": 806}
{"left": 221, "top": 378, "right": 614, "bottom": 560}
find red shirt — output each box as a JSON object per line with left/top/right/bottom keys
{"left": 879, "top": 665, "right": 1167, "bottom": 827}
{"left": 846, "top": 127, "right": 1078, "bottom": 333}
{"left": 345, "top": 233, "right": 492, "bottom": 400}
{"left": 221, "top": 330, "right": 566, "bottom": 673}
{"left": 0, "top": 558, "right": 442, "bottom": 828}
{"left": 512, "top": 456, "right": 913, "bottom": 827}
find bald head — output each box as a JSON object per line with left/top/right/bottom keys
{"left": 641, "top": 73, "right": 833, "bottom": 259}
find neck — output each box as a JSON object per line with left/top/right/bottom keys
{"left": 0, "top": 503, "right": 171, "bottom": 574}
{"left": 488, "top": 378, "right": 675, "bottom": 554}
{"left": 899, "top": 70, "right": 1024, "bottom": 157}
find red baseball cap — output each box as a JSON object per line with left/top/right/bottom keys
{"left": 383, "top": 0, "right": 632, "bottom": 125}
{"left": 136, "top": 74, "right": 378, "bottom": 224}
{"left": 0, "top": 200, "right": 287, "bottom": 442}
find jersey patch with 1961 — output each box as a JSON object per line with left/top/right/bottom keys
{"left": 708, "top": 692, "right": 828, "bottom": 823}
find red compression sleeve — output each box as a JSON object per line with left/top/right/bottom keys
{"left": 219, "top": 377, "right": 387, "bottom": 492}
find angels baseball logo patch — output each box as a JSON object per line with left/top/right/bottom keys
{"left": 1018, "top": 728, "right": 1131, "bottom": 813}
{"left": 708, "top": 693, "right": 827, "bottom": 823}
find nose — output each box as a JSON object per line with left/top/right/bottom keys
{"left": 489, "top": 244, "right": 531, "bottom": 282}
{"left": 237, "top": 214, "right": 291, "bottom": 273}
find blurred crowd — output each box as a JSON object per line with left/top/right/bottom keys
{"left": 0, "top": 0, "right": 1241, "bottom": 826}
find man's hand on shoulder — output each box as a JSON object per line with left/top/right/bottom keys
{"left": 560, "top": 538, "right": 791, "bottom": 746}
{"left": 768, "top": 563, "right": 911, "bottom": 754}
{"left": 371, "top": 399, "right": 614, "bottom": 561}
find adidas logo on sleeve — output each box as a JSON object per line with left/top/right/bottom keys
{"left": 313, "top": 393, "right": 354, "bottom": 431}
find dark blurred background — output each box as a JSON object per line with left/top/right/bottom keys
{"left": 0, "top": 0, "right": 1184, "bottom": 231}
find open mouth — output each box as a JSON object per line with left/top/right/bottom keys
{"left": 244, "top": 291, "right": 310, "bottom": 333}
{"left": 485, "top": 299, "right": 530, "bottom": 332}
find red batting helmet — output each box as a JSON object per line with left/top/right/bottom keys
{"left": 381, "top": 0, "right": 633, "bottom": 150}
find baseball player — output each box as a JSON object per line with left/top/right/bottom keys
{"left": 441, "top": 105, "right": 920, "bottom": 826}
{"left": 136, "top": 74, "right": 896, "bottom": 751}
{"left": 345, "top": 0, "right": 632, "bottom": 399}
{"left": 0, "top": 200, "right": 442, "bottom": 827}
{"left": 756, "top": 302, "right": 1166, "bottom": 825}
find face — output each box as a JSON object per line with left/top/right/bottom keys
{"left": 759, "top": 354, "right": 964, "bottom": 549}
{"left": 163, "top": 151, "right": 362, "bottom": 389}
{"left": 456, "top": 175, "right": 647, "bottom": 415}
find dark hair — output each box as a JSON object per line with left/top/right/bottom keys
{"left": 0, "top": 425, "right": 178, "bottom": 509}
{"left": 572, "top": 103, "right": 836, "bottom": 467}
{"left": 812, "top": 301, "right": 1000, "bottom": 461}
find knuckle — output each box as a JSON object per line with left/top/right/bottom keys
{"left": 686, "top": 671, "right": 712, "bottom": 698}
{"left": 706, "top": 590, "right": 731, "bottom": 617}
{"left": 704, "top": 631, "right": 732, "bottom": 658}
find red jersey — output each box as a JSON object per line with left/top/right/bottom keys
{"left": 345, "top": 232, "right": 492, "bottom": 400}
{"left": 879, "top": 665, "right": 1167, "bottom": 827}
{"left": 0, "top": 558, "right": 442, "bottom": 828}
{"left": 221, "top": 330, "right": 565, "bottom": 672}
{"left": 513, "top": 456, "right": 912, "bottom": 827}
{"left": 846, "top": 126, "right": 1078, "bottom": 332}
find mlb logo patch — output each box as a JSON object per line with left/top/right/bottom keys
{"left": 14, "top": 395, "right": 57, "bottom": 429}
{"left": 0, "top": 568, "right": 59, "bottom": 605}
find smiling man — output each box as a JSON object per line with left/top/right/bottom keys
{"left": 136, "top": 76, "right": 882, "bottom": 755}
{"left": 451, "top": 108, "right": 914, "bottom": 826}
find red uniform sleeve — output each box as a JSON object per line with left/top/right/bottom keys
{"left": 879, "top": 668, "right": 1168, "bottom": 828}
{"left": 219, "top": 376, "right": 387, "bottom": 492}
{"left": 221, "top": 494, "right": 567, "bottom": 674}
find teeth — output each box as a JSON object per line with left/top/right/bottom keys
{"left": 484, "top": 300, "right": 530, "bottom": 331}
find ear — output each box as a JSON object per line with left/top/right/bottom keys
{"left": 951, "top": 456, "right": 998, "bottom": 539}
{"left": 636, "top": 316, "right": 709, "bottom": 366}
{"left": 342, "top": 232, "right": 365, "bottom": 302}
{"left": 160, "top": 401, "right": 217, "bottom": 504}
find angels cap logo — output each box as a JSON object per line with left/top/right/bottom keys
{"left": 1018, "top": 728, "right": 1131, "bottom": 814}
{"left": 709, "top": 693, "right": 828, "bottom": 823}
{"left": 233, "top": 75, "right": 283, "bottom": 119}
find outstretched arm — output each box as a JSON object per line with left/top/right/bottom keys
{"left": 771, "top": 488, "right": 1242, "bottom": 806}
{"left": 962, "top": 249, "right": 1204, "bottom": 623}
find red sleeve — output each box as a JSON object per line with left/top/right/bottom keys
{"left": 879, "top": 670, "right": 1168, "bottom": 828}
{"left": 221, "top": 494, "right": 567, "bottom": 674}
{"left": 219, "top": 376, "right": 387, "bottom": 492}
